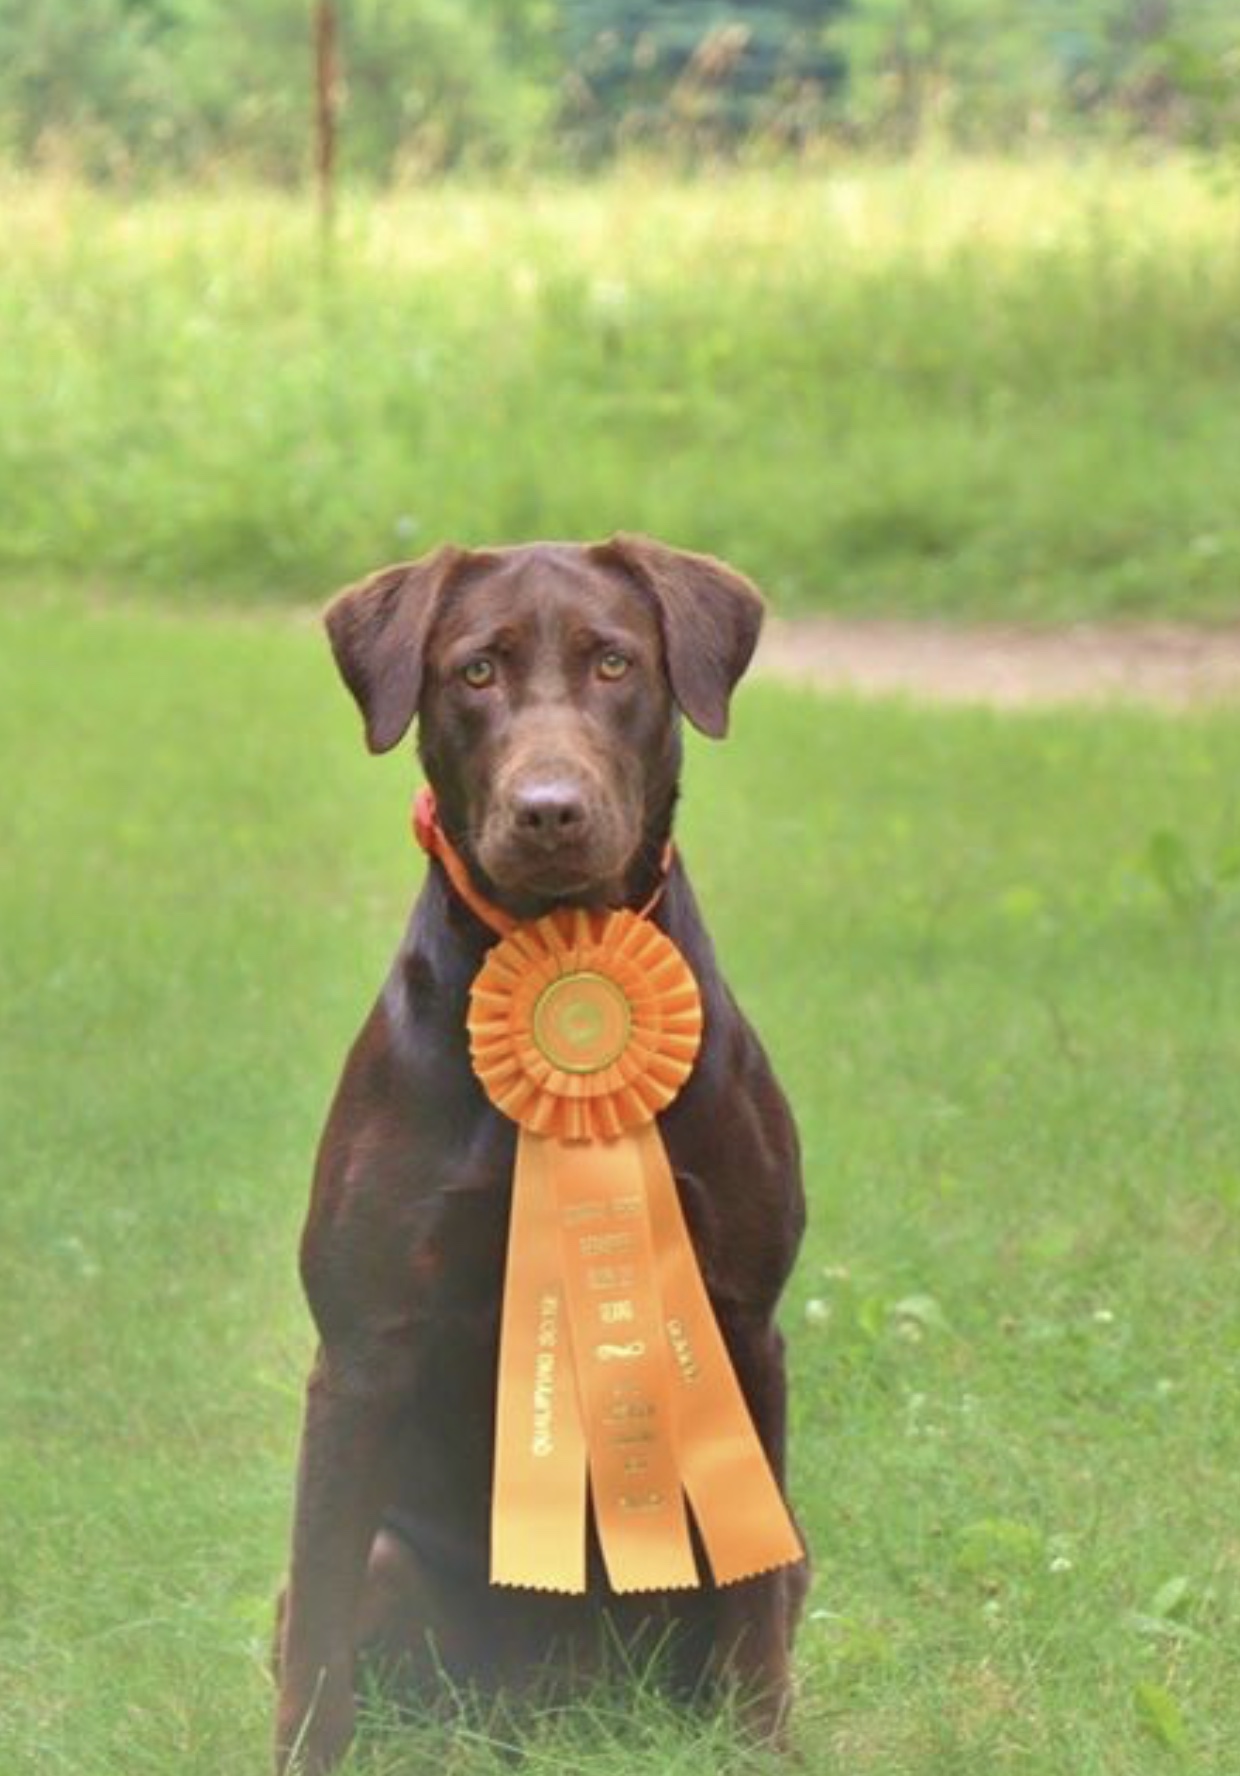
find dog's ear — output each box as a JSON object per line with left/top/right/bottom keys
{"left": 323, "top": 546, "right": 465, "bottom": 753}
{"left": 594, "top": 533, "right": 765, "bottom": 738}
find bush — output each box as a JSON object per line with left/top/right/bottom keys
{"left": 0, "top": 0, "right": 542, "bottom": 180}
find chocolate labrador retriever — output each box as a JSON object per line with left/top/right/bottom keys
{"left": 274, "top": 535, "right": 807, "bottom": 1772}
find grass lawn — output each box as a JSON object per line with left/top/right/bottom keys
{"left": 3, "top": 591, "right": 1240, "bottom": 1773}
{"left": 4, "top": 156, "right": 1240, "bottom": 621}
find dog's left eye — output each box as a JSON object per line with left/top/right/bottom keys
{"left": 461, "top": 657, "right": 496, "bottom": 689}
{"left": 597, "top": 649, "right": 631, "bottom": 682}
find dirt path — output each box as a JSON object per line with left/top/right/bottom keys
{"left": 756, "top": 617, "right": 1240, "bottom": 708}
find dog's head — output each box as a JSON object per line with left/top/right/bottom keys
{"left": 325, "top": 535, "right": 764, "bottom": 917}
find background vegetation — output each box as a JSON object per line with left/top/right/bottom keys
{"left": 3, "top": 4, "right": 1238, "bottom": 619}
{"left": 1, "top": 0, "right": 1238, "bottom": 179}
{"left": 4, "top": 156, "right": 1240, "bottom": 619}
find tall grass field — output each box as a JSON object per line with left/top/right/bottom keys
{"left": 3, "top": 155, "right": 1240, "bottom": 620}
{"left": 3, "top": 593, "right": 1240, "bottom": 1773}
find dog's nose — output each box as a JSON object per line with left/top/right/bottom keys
{"left": 511, "top": 782, "right": 587, "bottom": 839}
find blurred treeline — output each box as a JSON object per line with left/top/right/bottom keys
{"left": 2, "top": 0, "right": 1238, "bottom": 180}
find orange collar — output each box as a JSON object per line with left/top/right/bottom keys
{"left": 412, "top": 787, "right": 672, "bottom": 937}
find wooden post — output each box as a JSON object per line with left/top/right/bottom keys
{"left": 313, "top": 1, "right": 340, "bottom": 248}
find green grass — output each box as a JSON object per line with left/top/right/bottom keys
{"left": 3, "top": 592, "right": 1240, "bottom": 1774}
{"left": 3, "top": 156, "right": 1240, "bottom": 620}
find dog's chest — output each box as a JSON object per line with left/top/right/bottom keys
{"left": 403, "top": 1146, "right": 729, "bottom": 1341}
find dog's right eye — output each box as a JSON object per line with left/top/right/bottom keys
{"left": 461, "top": 657, "right": 496, "bottom": 689}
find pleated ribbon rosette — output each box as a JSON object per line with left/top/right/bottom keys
{"left": 468, "top": 906, "right": 803, "bottom": 1595}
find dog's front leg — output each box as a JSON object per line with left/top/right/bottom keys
{"left": 708, "top": 1314, "right": 806, "bottom": 1744}
{"left": 712, "top": 1567, "right": 802, "bottom": 1745}
{"left": 275, "top": 1338, "right": 414, "bottom": 1774}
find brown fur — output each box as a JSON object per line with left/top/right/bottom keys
{"left": 274, "top": 535, "right": 806, "bottom": 1772}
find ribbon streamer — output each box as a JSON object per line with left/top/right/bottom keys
{"left": 470, "top": 908, "right": 802, "bottom": 1595}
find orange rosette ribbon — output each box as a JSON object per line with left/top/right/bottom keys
{"left": 468, "top": 907, "right": 803, "bottom": 1597}
{"left": 469, "top": 909, "right": 701, "bottom": 1141}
